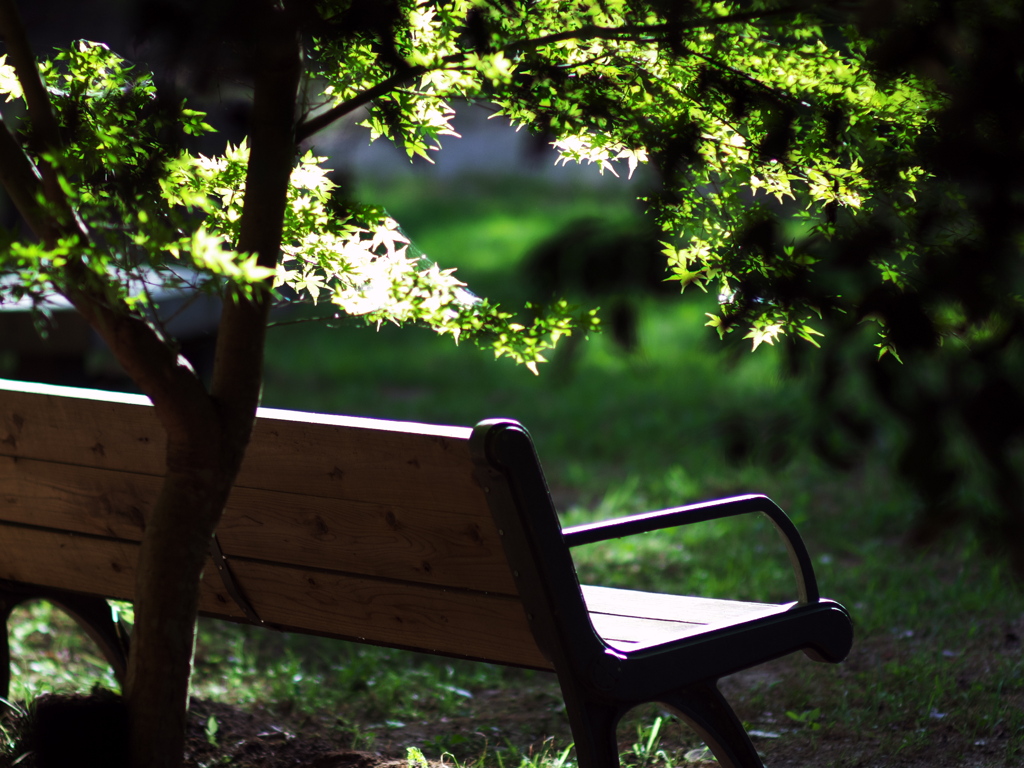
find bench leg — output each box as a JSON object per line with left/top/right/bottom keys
{"left": 660, "top": 682, "right": 764, "bottom": 768}
{"left": 0, "top": 597, "right": 16, "bottom": 702}
{"left": 0, "top": 584, "right": 129, "bottom": 701}
{"left": 559, "top": 683, "right": 624, "bottom": 768}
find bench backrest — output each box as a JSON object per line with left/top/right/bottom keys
{"left": 0, "top": 379, "right": 552, "bottom": 670}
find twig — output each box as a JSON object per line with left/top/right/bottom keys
{"left": 0, "top": 0, "right": 63, "bottom": 196}
{"left": 295, "top": 6, "right": 805, "bottom": 141}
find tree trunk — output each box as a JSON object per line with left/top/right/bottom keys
{"left": 125, "top": 456, "right": 234, "bottom": 768}
{"left": 124, "top": 6, "right": 302, "bottom": 767}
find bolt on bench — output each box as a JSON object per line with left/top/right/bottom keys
{"left": 0, "top": 378, "right": 852, "bottom": 768}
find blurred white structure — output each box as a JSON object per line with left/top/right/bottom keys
{"left": 308, "top": 101, "right": 655, "bottom": 185}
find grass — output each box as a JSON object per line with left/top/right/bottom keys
{"left": 5, "top": 171, "right": 1024, "bottom": 767}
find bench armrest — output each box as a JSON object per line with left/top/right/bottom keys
{"left": 561, "top": 494, "right": 820, "bottom": 604}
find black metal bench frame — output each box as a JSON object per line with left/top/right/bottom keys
{"left": 474, "top": 420, "right": 852, "bottom": 768}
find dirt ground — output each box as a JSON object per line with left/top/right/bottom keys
{"left": 1, "top": 650, "right": 1014, "bottom": 768}
{"left": 173, "top": 652, "right": 1012, "bottom": 768}
{"left": 173, "top": 675, "right": 1010, "bottom": 768}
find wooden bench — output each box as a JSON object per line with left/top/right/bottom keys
{"left": 0, "top": 378, "right": 853, "bottom": 768}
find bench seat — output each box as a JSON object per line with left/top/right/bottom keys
{"left": 582, "top": 586, "right": 794, "bottom": 651}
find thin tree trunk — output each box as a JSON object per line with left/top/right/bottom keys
{"left": 124, "top": 5, "right": 302, "bottom": 767}
{"left": 124, "top": 459, "right": 232, "bottom": 767}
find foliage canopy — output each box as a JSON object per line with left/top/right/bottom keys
{"left": 0, "top": 1, "right": 940, "bottom": 363}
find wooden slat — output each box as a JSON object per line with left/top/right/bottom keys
{"left": 588, "top": 614, "right": 710, "bottom": 647}
{"left": 581, "top": 585, "right": 791, "bottom": 651}
{"left": 0, "top": 523, "right": 546, "bottom": 668}
{"left": 0, "top": 521, "right": 529, "bottom": 658}
{"left": 0, "top": 456, "right": 518, "bottom": 595}
{"left": 239, "top": 414, "right": 483, "bottom": 515}
{"left": 217, "top": 485, "right": 516, "bottom": 595}
{"left": 0, "top": 525, "right": 243, "bottom": 619}
{"left": 228, "top": 560, "right": 551, "bottom": 670}
{"left": 582, "top": 585, "right": 781, "bottom": 622}
{"left": 0, "top": 455, "right": 151, "bottom": 540}
{"left": 0, "top": 384, "right": 165, "bottom": 472}
{"left": 0, "top": 380, "right": 488, "bottom": 515}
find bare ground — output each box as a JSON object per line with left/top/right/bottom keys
{"left": 174, "top": 650, "right": 1016, "bottom": 768}
{"left": 2, "top": 624, "right": 1018, "bottom": 768}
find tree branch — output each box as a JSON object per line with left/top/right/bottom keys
{"left": 296, "top": 64, "right": 418, "bottom": 143}
{"left": 210, "top": 3, "right": 302, "bottom": 442}
{"left": 0, "top": 0, "right": 64, "bottom": 198}
{"left": 0, "top": 116, "right": 60, "bottom": 241}
{"left": 0, "top": 102, "right": 212, "bottom": 442}
{"left": 502, "top": 6, "right": 805, "bottom": 58}
{"left": 295, "top": 6, "right": 803, "bottom": 142}
{"left": 0, "top": 2, "right": 214, "bottom": 443}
